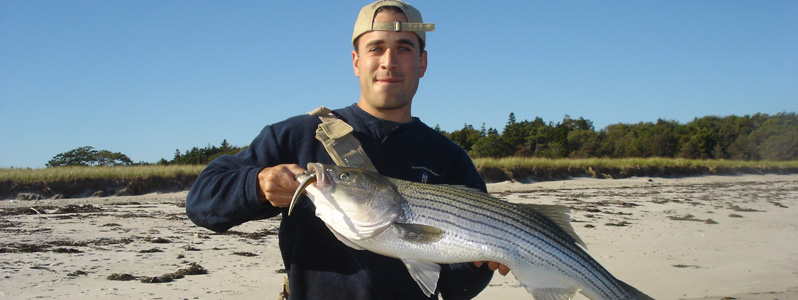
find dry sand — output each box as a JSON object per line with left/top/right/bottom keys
{"left": 1, "top": 174, "right": 796, "bottom": 300}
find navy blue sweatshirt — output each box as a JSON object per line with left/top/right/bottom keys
{"left": 186, "top": 104, "right": 493, "bottom": 299}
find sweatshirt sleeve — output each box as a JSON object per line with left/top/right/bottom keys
{"left": 185, "top": 125, "right": 284, "bottom": 233}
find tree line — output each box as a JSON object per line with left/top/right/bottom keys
{"left": 161, "top": 139, "right": 247, "bottom": 165}
{"left": 47, "top": 140, "right": 246, "bottom": 167}
{"left": 47, "top": 146, "right": 133, "bottom": 167}
{"left": 440, "top": 112, "right": 797, "bottom": 160}
{"left": 46, "top": 112, "right": 796, "bottom": 167}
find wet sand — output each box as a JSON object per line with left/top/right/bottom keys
{"left": 1, "top": 174, "right": 796, "bottom": 299}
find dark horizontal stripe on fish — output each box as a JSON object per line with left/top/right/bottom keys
{"left": 409, "top": 202, "right": 579, "bottom": 278}
{"left": 405, "top": 194, "right": 626, "bottom": 299}
{"left": 395, "top": 181, "right": 627, "bottom": 299}
{"left": 405, "top": 186, "right": 628, "bottom": 298}
{"left": 404, "top": 185, "right": 589, "bottom": 261}
{"left": 404, "top": 183, "right": 581, "bottom": 247}
{"left": 405, "top": 195, "right": 606, "bottom": 293}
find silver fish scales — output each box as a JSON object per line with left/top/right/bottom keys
{"left": 290, "top": 163, "right": 653, "bottom": 300}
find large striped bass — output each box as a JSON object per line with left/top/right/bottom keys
{"left": 290, "top": 163, "right": 654, "bottom": 300}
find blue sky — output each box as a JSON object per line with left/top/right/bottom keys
{"left": 1, "top": 1, "right": 796, "bottom": 168}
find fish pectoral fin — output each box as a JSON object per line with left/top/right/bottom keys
{"left": 529, "top": 287, "right": 580, "bottom": 300}
{"left": 392, "top": 223, "right": 445, "bottom": 244}
{"left": 401, "top": 258, "right": 441, "bottom": 297}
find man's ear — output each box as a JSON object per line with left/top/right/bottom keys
{"left": 418, "top": 50, "right": 428, "bottom": 78}
{"left": 352, "top": 50, "right": 360, "bottom": 77}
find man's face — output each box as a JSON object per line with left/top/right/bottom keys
{"left": 352, "top": 11, "right": 427, "bottom": 117}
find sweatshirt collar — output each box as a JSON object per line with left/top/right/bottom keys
{"left": 341, "top": 103, "right": 423, "bottom": 139}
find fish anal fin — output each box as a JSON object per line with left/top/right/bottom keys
{"left": 529, "top": 287, "right": 580, "bottom": 300}
{"left": 392, "top": 223, "right": 445, "bottom": 244}
{"left": 522, "top": 204, "right": 587, "bottom": 249}
{"left": 401, "top": 258, "right": 441, "bottom": 297}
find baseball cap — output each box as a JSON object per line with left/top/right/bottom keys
{"left": 352, "top": 0, "right": 435, "bottom": 47}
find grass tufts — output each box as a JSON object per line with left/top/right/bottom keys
{"left": 0, "top": 165, "right": 205, "bottom": 183}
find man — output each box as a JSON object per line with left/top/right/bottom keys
{"left": 186, "top": 1, "right": 505, "bottom": 298}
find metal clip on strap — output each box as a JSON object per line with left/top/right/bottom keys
{"left": 371, "top": 21, "right": 435, "bottom": 33}
{"left": 308, "top": 106, "right": 377, "bottom": 172}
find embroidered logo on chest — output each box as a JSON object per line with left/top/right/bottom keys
{"left": 411, "top": 165, "right": 439, "bottom": 183}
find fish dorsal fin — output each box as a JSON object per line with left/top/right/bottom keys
{"left": 392, "top": 223, "right": 445, "bottom": 244}
{"left": 442, "top": 184, "right": 485, "bottom": 194}
{"left": 436, "top": 184, "right": 496, "bottom": 198}
{"left": 401, "top": 258, "right": 441, "bottom": 297}
{"left": 521, "top": 204, "right": 587, "bottom": 249}
{"left": 392, "top": 179, "right": 489, "bottom": 197}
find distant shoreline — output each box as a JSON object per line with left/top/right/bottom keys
{"left": 476, "top": 163, "right": 798, "bottom": 183}
{"left": 2, "top": 162, "right": 797, "bottom": 200}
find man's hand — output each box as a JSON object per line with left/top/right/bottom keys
{"left": 257, "top": 164, "right": 307, "bottom": 207}
{"left": 474, "top": 261, "right": 510, "bottom": 276}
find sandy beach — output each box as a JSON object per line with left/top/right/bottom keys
{"left": 1, "top": 174, "right": 796, "bottom": 300}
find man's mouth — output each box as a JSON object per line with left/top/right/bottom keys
{"left": 376, "top": 77, "right": 401, "bottom": 84}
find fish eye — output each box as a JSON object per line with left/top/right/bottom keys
{"left": 339, "top": 172, "right": 349, "bottom": 181}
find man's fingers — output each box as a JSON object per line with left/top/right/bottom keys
{"left": 478, "top": 261, "right": 510, "bottom": 276}
{"left": 257, "top": 164, "right": 307, "bottom": 207}
{"left": 285, "top": 164, "right": 307, "bottom": 176}
{"left": 487, "top": 261, "right": 499, "bottom": 271}
{"left": 497, "top": 264, "right": 510, "bottom": 276}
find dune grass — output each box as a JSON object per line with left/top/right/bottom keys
{"left": 2, "top": 158, "right": 797, "bottom": 184}
{"left": 0, "top": 165, "right": 206, "bottom": 183}
{"left": 473, "top": 157, "right": 798, "bottom": 170}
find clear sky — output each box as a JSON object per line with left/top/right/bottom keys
{"left": 1, "top": 1, "right": 796, "bottom": 168}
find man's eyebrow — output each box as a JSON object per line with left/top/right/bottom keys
{"left": 364, "top": 39, "right": 385, "bottom": 48}
{"left": 396, "top": 38, "right": 417, "bottom": 49}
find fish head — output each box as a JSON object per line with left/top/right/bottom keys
{"left": 292, "top": 163, "right": 403, "bottom": 240}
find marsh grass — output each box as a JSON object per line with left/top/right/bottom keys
{"left": 2, "top": 158, "right": 797, "bottom": 198}
{"left": 0, "top": 165, "right": 206, "bottom": 183}
{"left": 473, "top": 157, "right": 798, "bottom": 170}
{"left": 472, "top": 157, "right": 798, "bottom": 182}
{"left": 2, "top": 159, "right": 797, "bottom": 184}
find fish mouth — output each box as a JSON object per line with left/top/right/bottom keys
{"left": 288, "top": 163, "right": 329, "bottom": 216}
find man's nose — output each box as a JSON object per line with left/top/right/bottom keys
{"left": 380, "top": 49, "right": 398, "bottom": 70}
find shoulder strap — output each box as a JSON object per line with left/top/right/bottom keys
{"left": 308, "top": 106, "right": 378, "bottom": 172}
